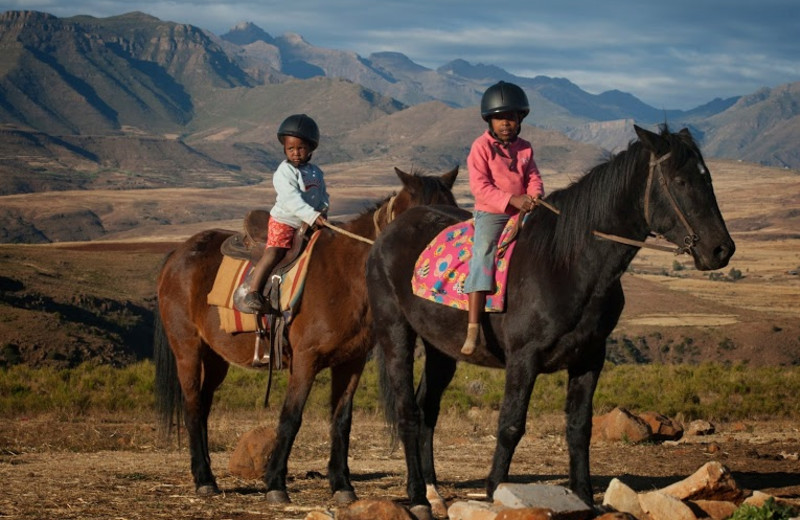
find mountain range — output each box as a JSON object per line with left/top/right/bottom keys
{"left": 0, "top": 10, "right": 798, "bottom": 201}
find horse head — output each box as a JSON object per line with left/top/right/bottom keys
{"left": 391, "top": 166, "right": 459, "bottom": 216}
{"left": 634, "top": 125, "right": 735, "bottom": 271}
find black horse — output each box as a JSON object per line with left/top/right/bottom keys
{"left": 366, "top": 125, "right": 735, "bottom": 518}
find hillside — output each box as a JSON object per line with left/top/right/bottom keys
{"left": 696, "top": 83, "right": 800, "bottom": 169}
{"left": 0, "top": 8, "right": 798, "bottom": 199}
{"left": 0, "top": 158, "right": 797, "bottom": 369}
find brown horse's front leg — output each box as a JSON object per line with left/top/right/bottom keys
{"left": 264, "top": 361, "right": 316, "bottom": 503}
{"left": 327, "top": 355, "right": 368, "bottom": 504}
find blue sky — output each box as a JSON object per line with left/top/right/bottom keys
{"left": 4, "top": 0, "right": 799, "bottom": 110}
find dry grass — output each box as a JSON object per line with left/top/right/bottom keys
{"left": 2, "top": 409, "right": 800, "bottom": 519}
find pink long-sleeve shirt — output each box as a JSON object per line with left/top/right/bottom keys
{"left": 467, "top": 130, "right": 544, "bottom": 215}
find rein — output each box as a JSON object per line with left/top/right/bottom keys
{"left": 592, "top": 152, "right": 699, "bottom": 255}
{"left": 320, "top": 194, "right": 398, "bottom": 246}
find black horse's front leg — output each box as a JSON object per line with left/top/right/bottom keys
{"left": 565, "top": 356, "right": 603, "bottom": 506}
{"left": 486, "top": 358, "right": 537, "bottom": 497}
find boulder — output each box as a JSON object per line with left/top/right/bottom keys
{"left": 638, "top": 411, "right": 683, "bottom": 441}
{"left": 688, "top": 499, "right": 739, "bottom": 520}
{"left": 448, "top": 499, "right": 505, "bottom": 520}
{"left": 602, "top": 478, "right": 646, "bottom": 519}
{"left": 493, "top": 483, "right": 593, "bottom": 519}
{"left": 639, "top": 491, "right": 698, "bottom": 520}
{"left": 685, "top": 419, "right": 715, "bottom": 436}
{"left": 658, "top": 461, "right": 743, "bottom": 502}
{"left": 592, "top": 407, "right": 652, "bottom": 444}
{"left": 227, "top": 425, "right": 277, "bottom": 480}
{"left": 336, "top": 499, "right": 414, "bottom": 520}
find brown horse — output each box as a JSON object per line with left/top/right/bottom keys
{"left": 153, "top": 166, "right": 458, "bottom": 504}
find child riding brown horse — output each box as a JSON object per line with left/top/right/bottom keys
{"left": 154, "top": 166, "right": 458, "bottom": 505}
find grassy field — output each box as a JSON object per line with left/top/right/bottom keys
{"left": 3, "top": 360, "right": 800, "bottom": 422}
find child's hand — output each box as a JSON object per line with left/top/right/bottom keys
{"left": 314, "top": 215, "right": 327, "bottom": 227}
{"left": 510, "top": 195, "right": 537, "bottom": 212}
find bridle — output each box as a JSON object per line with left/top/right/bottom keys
{"left": 592, "top": 151, "right": 699, "bottom": 255}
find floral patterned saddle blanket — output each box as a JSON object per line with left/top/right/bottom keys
{"left": 411, "top": 214, "right": 522, "bottom": 312}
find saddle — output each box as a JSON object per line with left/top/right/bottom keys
{"left": 221, "top": 209, "right": 307, "bottom": 265}
{"left": 219, "top": 209, "right": 318, "bottom": 367}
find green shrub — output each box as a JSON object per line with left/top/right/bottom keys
{"left": 729, "top": 498, "right": 797, "bottom": 519}
{"left": 2, "top": 361, "right": 800, "bottom": 421}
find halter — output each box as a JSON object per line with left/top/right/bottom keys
{"left": 593, "top": 152, "right": 699, "bottom": 255}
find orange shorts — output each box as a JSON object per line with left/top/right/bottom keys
{"left": 266, "top": 218, "right": 296, "bottom": 248}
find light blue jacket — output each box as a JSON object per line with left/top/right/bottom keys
{"left": 269, "top": 160, "right": 329, "bottom": 228}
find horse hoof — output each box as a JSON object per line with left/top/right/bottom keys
{"left": 266, "top": 490, "right": 291, "bottom": 504}
{"left": 409, "top": 504, "right": 434, "bottom": 520}
{"left": 196, "top": 484, "right": 220, "bottom": 496}
{"left": 333, "top": 490, "right": 357, "bottom": 505}
{"left": 429, "top": 498, "right": 448, "bottom": 519}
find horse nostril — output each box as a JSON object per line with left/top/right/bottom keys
{"left": 715, "top": 241, "right": 735, "bottom": 263}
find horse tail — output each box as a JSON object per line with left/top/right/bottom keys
{"left": 153, "top": 300, "right": 183, "bottom": 440}
{"left": 375, "top": 340, "right": 400, "bottom": 448}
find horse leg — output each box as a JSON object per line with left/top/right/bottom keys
{"left": 565, "top": 352, "right": 604, "bottom": 506}
{"left": 263, "top": 357, "right": 317, "bottom": 503}
{"left": 327, "top": 354, "right": 368, "bottom": 505}
{"left": 375, "top": 320, "right": 430, "bottom": 514}
{"left": 176, "top": 343, "right": 229, "bottom": 495}
{"left": 414, "top": 343, "right": 457, "bottom": 518}
{"left": 486, "top": 358, "right": 537, "bottom": 498}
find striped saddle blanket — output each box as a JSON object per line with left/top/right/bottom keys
{"left": 207, "top": 231, "right": 320, "bottom": 333}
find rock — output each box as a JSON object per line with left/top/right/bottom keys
{"left": 493, "top": 483, "right": 593, "bottom": 519}
{"left": 336, "top": 499, "right": 414, "bottom": 519}
{"left": 592, "top": 407, "right": 652, "bottom": 444}
{"left": 594, "top": 514, "right": 638, "bottom": 519}
{"left": 304, "top": 511, "right": 334, "bottom": 520}
{"left": 658, "top": 461, "right": 743, "bottom": 502}
{"left": 638, "top": 411, "right": 683, "bottom": 441}
{"left": 447, "top": 500, "right": 505, "bottom": 520}
{"left": 741, "top": 490, "right": 797, "bottom": 509}
{"left": 227, "top": 425, "right": 276, "bottom": 479}
{"left": 639, "top": 491, "right": 698, "bottom": 520}
{"left": 689, "top": 499, "right": 739, "bottom": 520}
{"left": 602, "top": 478, "right": 646, "bottom": 519}
{"left": 496, "top": 508, "right": 555, "bottom": 519}
{"left": 685, "top": 419, "right": 715, "bottom": 436}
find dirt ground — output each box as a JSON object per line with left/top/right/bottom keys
{"left": 1, "top": 410, "right": 800, "bottom": 519}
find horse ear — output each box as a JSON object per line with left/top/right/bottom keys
{"left": 634, "top": 125, "right": 666, "bottom": 154}
{"left": 678, "top": 127, "right": 692, "bottom": 137}
{"left": 440, "top": 166, "right": 459, "bottom": 189}
{"left": 395, "top": 167, "right": 419, "bottom": 194}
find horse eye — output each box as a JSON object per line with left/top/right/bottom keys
{"left": 674, "top": 176, "right": 686, "bottom": 187}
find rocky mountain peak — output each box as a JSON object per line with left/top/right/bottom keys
{"left": 221, "top": 21, "right": 274, "bottom": 46}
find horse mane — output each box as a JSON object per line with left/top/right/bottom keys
{"left": 345, "top": 169, "right": 456, "bottom": 230}
{"left": 525, "top": 125, "right": 699, "bottom": 270}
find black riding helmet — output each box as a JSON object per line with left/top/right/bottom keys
{"left": 480, "top": 81, "right": 530, "bottom": 122}
{"left": 277, "top": 114, "right": 320, "bottom": 150}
